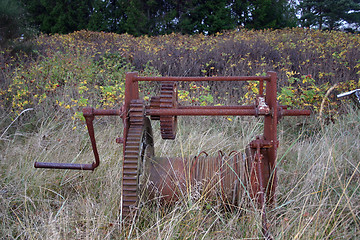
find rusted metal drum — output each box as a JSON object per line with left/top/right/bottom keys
{"left": 143, "top": 152, "right": 248, "bottom": 206}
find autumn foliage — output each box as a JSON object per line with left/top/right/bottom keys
{"left": 1, "top": 28, "right": 360, "bottom": 121}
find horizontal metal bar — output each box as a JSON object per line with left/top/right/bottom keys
{"left": 147, "top": 107, "right": 258, "bottom": 116}
{"left": 83, "top": 107, "right": 122, "bottom": 117}
{"left": 178, "top": 105, "right": 255, "bottom": 110}
{"left": 93, "top": 109, "right": 122, "bottom": 116}
{"left": 282, "top": 109, "right": 311, "bottom": 116}
{"left": 146, "top": 106, "right": 308, "bottom": 117}
{"left": 34, "top": 162, "right": 96, "bottom": 170}
{"left": 134, "top": 75, "right": 270, "bottom": 82}
{"left": 176, "top": 105, "right": 289, "bottom": 110}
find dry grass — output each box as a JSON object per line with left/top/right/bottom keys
{"left": 1, "top": 107, "right": 359, "bottom": 239}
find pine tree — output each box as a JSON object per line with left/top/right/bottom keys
{"left": 231, "top": 0, "right": 250, "bottom": 27}
{"left": 22, "top": 0, "right": 93, "bottom": 34}
{"left": 178, "top": 0, "right": 234, "bottom": 35}
{"left": 123, "top": 0, "right": 148, "bottom": 36}
{"left": 143, "top": 0, "right": 178, "bottom": 35}
{"left": 0, "top": 0, "right": 28, "bottom": 47}
{"left": 87, "top": 0, "right": 109, "bottom": 32}
{"left": 246, "top": 0, "right": 297, "bottom": 29}
{"left": 299, "top": 0, "right": 360, "bottom": 30}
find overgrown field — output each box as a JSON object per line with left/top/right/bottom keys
{"left": 1, "top": 28, "right": 360, "bottom": 239}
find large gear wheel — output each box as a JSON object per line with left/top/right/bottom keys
{"left": 122, "top": 99, "right": 154, "bottom": 217}
{"left": 149, "top": 96, "right": 160, "bottom": 120}
{"left": 160, "top": 82, "right": 178, "bottom": 139}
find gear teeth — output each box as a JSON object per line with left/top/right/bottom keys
{"left": 149, "top": 96, "right": 160, "bottom": 120}
{"left": 159, "top": 82, "right": 178, "bottom": 140}
{"left": 122, "top": 99, "right": 146, "bottom": 216}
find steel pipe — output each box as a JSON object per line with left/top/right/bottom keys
{"left": 147, "top": 107, "right": 258, "bottom": 116}
{"left": 134, "top": 75, "right": 271, "bottom": 82}
{"left": 281, "top": 109, "right": 311, "bottom": 116}
{"left": 177, "top": 105, "right": 255, "bottom": 109}
{"left": 82, "top": 107, "right": 122, "bottom": 116}
{"left": 34, "top": 162, "right": 95, "bottom": 170}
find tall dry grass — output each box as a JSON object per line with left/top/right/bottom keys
{"left": 1, "top": 104, "right": 359, "bottom": 239}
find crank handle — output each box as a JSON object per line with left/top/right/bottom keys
{"left": 34, "top": 107, "right": 123, "bottom": 170}
{"left": 34, "top": 107, "right": 100, "bottom": 171}
{"left": 34, "top": 162, "right": 97, "bottom": 170}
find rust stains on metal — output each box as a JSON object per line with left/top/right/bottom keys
{"left": 146, "top": 151, "right": 245, "bottom": 205}
{"left": 133, "top": 75, "right": 271, "bottom": 82}
{"left": 159, "top": 82, "right": 178, "bottom": 139}
{"left": 34, "top": 71, "right": 309, "bottom": 238}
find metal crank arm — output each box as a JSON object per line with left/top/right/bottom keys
{"left": 34, "top": 107, "right": 122, "bottom": 170}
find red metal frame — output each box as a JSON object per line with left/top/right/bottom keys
{"left": 33, "top": 71, "right": 311, "bottom": 240}
{"left": 34, "top": 71, "right": 310, "bottom": 206}
{"left": 119, "top": 71, "right": 308, "bottom": 206}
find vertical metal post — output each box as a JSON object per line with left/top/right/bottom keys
{"left": 263, "top": 71, "right": 278, "bottom": 204}
{"left": 259, "top": 79, "right": 264, "bottom": 96}
{"left": 124, "top": 72, "right": 139, "bottom": 114}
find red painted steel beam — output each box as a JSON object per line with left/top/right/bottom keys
{"left": 281, "top": 109, "right": 311, "bottom": 116}
{"left": 147, "top": 106, "right": 310, "bottom": 116}
{"left": 147, "top": 107, "right": 258, "bottom": 116}
{"left": 175, "top": 105, "right": 288, "bottom": 110}
{"left": 133, "top": 75, "right": 271, "bottom": 82}
{"left": 177, "top": 105, "right": 255, "bottom": 109}
{"left": 91, "top": 109, "right": 122, "bottom": 116}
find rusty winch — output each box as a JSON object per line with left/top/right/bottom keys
{"left": 34, "top": 72, "right": 310, "bottom": 223}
